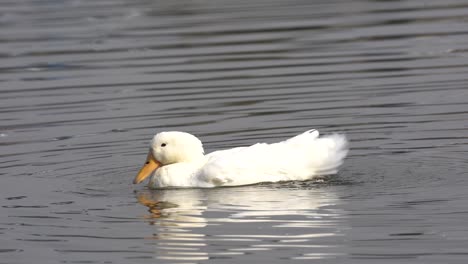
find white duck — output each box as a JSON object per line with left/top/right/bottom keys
{"left": 133, "top": 129, "right": 348, "bottom": 188}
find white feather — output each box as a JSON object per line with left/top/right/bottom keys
{"left": 147, "top": 129, "right": 348, "bottom": 188}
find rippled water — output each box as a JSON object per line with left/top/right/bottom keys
{"left": 2, "top": 0, "right": 468, "bottom": 263}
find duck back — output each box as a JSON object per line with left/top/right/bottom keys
{"left": 199, "top": 129, "right": 348, "bottom": 186}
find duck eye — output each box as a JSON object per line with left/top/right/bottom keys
{"left": 161, "top": 143, "right": 167, "bottom": 147}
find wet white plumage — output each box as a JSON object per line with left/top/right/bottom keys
{"left": 142, "top": 129, "right": 348, "bottom": 188}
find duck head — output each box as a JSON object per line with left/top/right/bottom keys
{"left": 133, "top": 131, "right": 205, "bottom": 184}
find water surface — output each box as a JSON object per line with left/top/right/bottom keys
{"left": 1, "top": 0, "right": 468, "bottom": 263}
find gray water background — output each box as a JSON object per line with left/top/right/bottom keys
{"left": 1, "top": 0, "right": 468, "bottom": 263}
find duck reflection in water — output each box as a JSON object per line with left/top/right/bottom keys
{"left": 136, "top": 188, "right": 208, "bottom": 228}
{"left": 136, "top": 185, "right": 343, "bottom": 226}
{"left": 134, "top": 184, "right": 345, "bottom": 261}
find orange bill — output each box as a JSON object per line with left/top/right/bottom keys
{"left": 133, "top": 150, "right": 161, "bottom": 184}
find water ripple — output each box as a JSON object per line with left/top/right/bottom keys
{"left": 1, "top": 0, "right": 468, "bottom": 263}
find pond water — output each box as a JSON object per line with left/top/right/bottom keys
{"left": 1, "top": 0, "right": 468, "bottom": 263}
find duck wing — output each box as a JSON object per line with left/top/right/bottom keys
{"left": 198, "top": 129, "right": 348, "bottom": 186}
